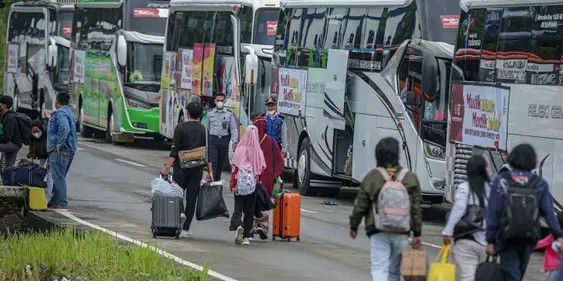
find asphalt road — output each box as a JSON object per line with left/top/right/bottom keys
{"left": 52, "top": 137, "right": 546, "bottom": 281}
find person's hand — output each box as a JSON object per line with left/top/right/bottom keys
{"left": 206, "top": 173, "right": 213, "bottom": 182}
{"left": 486, "top": 244, "right": 496, "bottom": 256}
{"left": 412, "top": 236, "right": 422, "bottom": 249}
{"left": 350, "top": 229, "right": 357, "bottom": 240}
{"left": 443, "top": 235, "right": 453, "bottom": 245}
{"left": 161, "top": 166, "right": 170, "bottom": 176}
{"left": 232, "top": 142, "right": 237, "bottom": 151}
{"left": 43, "top": 112, "right": 52, "bottom": 119}
{"left": 557, "top": 238, "right": 563, "bottom": 252}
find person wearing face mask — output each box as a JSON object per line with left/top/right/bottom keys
{"left": 0, "top": 95, "right": 23, "bottom": 171}
{"left": 27, "top": 119, "right": 54, "bottom": 203}
{"left": 261, "top": 97, "right": 287, "bottom": 154}
{"left": 206, "top": 93, "right": 238, "bottom": 182}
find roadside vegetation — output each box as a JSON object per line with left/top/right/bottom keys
{"left": 0, "top": 229, "right": 208, "bottom": 280}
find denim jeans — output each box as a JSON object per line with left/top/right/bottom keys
{"left": 49, "top": 149, "right": 75, "bottom": 208}
{"left": 499, "top": 243, "right": 534, "bottom": 281}
{"left": 39, "top": 159, "right": 54, "bottom": 203}
{"left": 370, "top": 232, "right": 410, "bottom": 281}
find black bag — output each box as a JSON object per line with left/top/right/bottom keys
{"left": 453, "top": 192, "right": 486, "bottom": 237}
{"left": 500, "top": 174, "right": 541, "bottom": 242}
{"left": 256, "top": 184, "right": 275, "bottom": 212}
{"left": 196, "top": 182, "right": 229, "bottom": 221}
{"left": 475, "top": 256, "right": 504, "bottom": 281}
{"left": 2, "top": 161, "right": 47, "bottom": 187}
{"left": 13, "top": 112, "right": 32, "bottom": 145}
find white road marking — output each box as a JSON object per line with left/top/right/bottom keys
{"left": 54, "top": 210, "right": 238, "bottom": 281}
{"left": 115, "top": 158, "right": 146, "bottom": 167}
{"left": 76, "top": 147, "right": 84, "bottom": 151}
{"left": 300, "top": 208, "right": 318, "bottom": 214}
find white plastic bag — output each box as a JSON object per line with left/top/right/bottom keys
{"left": 151, "top": 176, "right": 184, "bottom": 198}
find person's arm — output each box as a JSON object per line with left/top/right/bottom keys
{"left": 4, "top": 116, "right": 17, "bottom": 144}
{"left": 486, "top": 175, "right": 503, "bottom": 245}
{"left": 53, "top": 113, "right": 70, "bottom": 152}
{"left": 281, "top": 121, "right": 288, "bottom": 153}
{"left": 162, "top": 126, "right": 182, "bottom": 175}
{"left": 539, "top": 180, "right": 563, "bottom": 238}
{"left": 442, "top": 182, "right": 470, "bottom": 236}
{"left": 350, "top": 175, "right": 372, "bottom": 238}
{"left": 229, "top": 113, "right": 239, "bottom": 144}
{"left": 273, "top": 141, "right": 284, "bottom": 178}
{"left": 408, "top": 174, "right": 423, "bottom": 240}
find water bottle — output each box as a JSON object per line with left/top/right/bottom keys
{"left": 273, "top": 177, "right": 283, "bottom": 198}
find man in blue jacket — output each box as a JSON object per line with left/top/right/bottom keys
{"left": 47, "top": 92, "right": 77, "bottom": 209}
{"left": 486, "top": 144, "right": 563, "bottom": 281}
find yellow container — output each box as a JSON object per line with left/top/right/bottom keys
{"left": 28, "top": 187, "right": 47, "bottom": 210}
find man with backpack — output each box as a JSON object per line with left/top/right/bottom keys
{"left": 47, "top": 92, "right": 77, "bottom": 209}
{"left": 0, "top": 95, "right": 26, "bottom": 171}
{"left": 486, "top": 143, "right": 563, "bottom": 281}
{"left": 349, "top": 137, "right": 422, "bottom": 281}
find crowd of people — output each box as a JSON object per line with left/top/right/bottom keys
{"left": 349, "top": 137, "right": 563, "bottom": 281}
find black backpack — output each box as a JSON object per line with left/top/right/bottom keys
{"left": 500, "top": 174, "right": 541, "bottom": 243}
{"left": 13, "top": 112, "right": 32, "bottom": 146}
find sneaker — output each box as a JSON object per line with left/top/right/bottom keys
{"left": 179, "top": 230, "right": 192, "bottom": 239}
{"left": 234, "top": 226, "right": 244, "bottom": 244}
{"left": 256, "top": 227, "right": 268, "bottom": 240}
{"left": 180, "top": 213, "right": 187, "bottom": 226}
{"left": 242, "top": 238, "right": 250, "bottom": 245}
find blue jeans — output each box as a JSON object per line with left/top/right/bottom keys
{"left": 370, "top": 232, "right": 410, "bottom": 281}
{"left": 39, "top": 159, "right": 54, "bottom": 203}
{"left": 499, "top": 243, "right": 534, "bottom": 281}
{"left": 49, "top": 149, "right": 75, "bottom": 208}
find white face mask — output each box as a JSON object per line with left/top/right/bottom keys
{"left": 216, "top": 101, "right": 224, "bottom": 109}
{"left": 267, "top": 110, "right": 276, "bottom": 116}
{"left": 32, "top": 132, "right": 42, "bottom": 139}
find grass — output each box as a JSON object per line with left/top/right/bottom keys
{"left": 0, "top": 229, "right": 208, "bottom": 281}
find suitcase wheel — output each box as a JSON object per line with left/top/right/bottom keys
{"left": 175, "top": 235, "right": 180, "bottom": 240}
{"left": 272, "top": 236, "right": 275, "bottom": 241}
{"left": 296, "top": 236, "right": 300, "bottom": 242}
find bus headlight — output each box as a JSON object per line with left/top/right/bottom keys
{"left": 126, "top": 97, "right": 152, "bottom": 109}
{"left": 424, "top": 142, "right": 445, "bottom": 160}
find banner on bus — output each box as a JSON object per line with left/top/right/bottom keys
{"left": 449, "top": 83, "right": 510, "bottom": 151}
{"left": 72, "top": 50, "right": 86, "bottom": 83}
{"left": 272, "top": 68, "right": 308, "bottom": 116}
{"left": 179, "top": 49, "right": 192, "bottom": 90}
{"left": 6, "top": 44, "right": 18, "bottom": 73}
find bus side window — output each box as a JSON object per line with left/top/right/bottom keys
{"left": 299, "top": 8, "right": 327, "bottom": 68}
{"left": 165, "top": 12, "right": 177, "bottom": 51}
{"left": 342, "top": 8, "right": 365, "bottom": 51}
{"left": 323, "top": 8, "right": 345, "bottom": 50}
{"left": 452, "top": 8, "right": 486, "bottom": 82}
{"left": 285, "top": 8, "right": 303, "bottom": 66}
{"left": 274, "top": 9, "right": 290, "bottom": 66}
{"left": 528, "top": 5, "right": 563, "bottom": 85}
{"left": 361, "top": 7, "right": 386, "bottom": 71}
{"left": 381, "top": 2, "right": 417, "bottom": 68}
{"left": 478, "top": 9, "right": 501, "bottom": 82}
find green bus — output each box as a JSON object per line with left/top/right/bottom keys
{"left": 70, "top": 0, "right": 169, "bottom": 143}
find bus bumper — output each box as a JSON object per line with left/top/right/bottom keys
{"left": 122, "top": 106, "right": 160, "bottom": 134}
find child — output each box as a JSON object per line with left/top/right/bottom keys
{"left": 535, "top": 212, "right": 563, "bottom": 281}
{"left": 230, "top": 125, "right": 266, "bottom": 245}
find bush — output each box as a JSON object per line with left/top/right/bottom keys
{"left": 0, "top": 229, "right": 209, "bottom": 280}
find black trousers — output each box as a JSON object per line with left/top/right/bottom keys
{"left": 208, "top": 135, "right": 230, "bottom": 182}
{"left": 231, "top": 192, "right": 256, "bottom": 238}
{"left": 173, "top": 166, "right": 203, "bottom": 231}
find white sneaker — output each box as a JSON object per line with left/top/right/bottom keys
{"left": 179, "top": 230, "right": 192, "bottom": 239}
{"left": 235, "top": 226, "right": 244, "bottom": 244}
{"left": 181, "top": 213, "right": 187, "bottom": 226}
{"left": 242, "top": 238, "right": 250, "bottom": 245}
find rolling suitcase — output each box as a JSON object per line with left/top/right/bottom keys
{"left": 272, "top": 192, "right": 301, "bottom": 241}
{"left": 151, "top": 191, "right": 183, "bottom": 239}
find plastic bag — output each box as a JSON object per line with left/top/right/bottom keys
{"left": 151, "top": 176, "right": 183, "bottom": 198}
{"left": 196, "top": 181, "right": 229, "bottom": 221}
{"left": 427, "top": 244, "right": 456, "bottom": 281}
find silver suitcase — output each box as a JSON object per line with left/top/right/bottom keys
{"left": 151, "top": 191, "right": 183, "bottom": 239}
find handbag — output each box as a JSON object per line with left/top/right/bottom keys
{"left": 427, "top": 244, "right": 456, "bottom": 281}
{"left": 453, "top": 191, "right": 486, "bottom": 237}
{"left": 475, "top": 255, "right": 504, "bottom": 281}
{"left": 401, "top": 249, "right": 428, "bottom": 281}
{"left": 178, "top": 146, "right": 206, "bottom": 169}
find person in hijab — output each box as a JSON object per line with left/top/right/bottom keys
{"left": 251, "top": 118, "right": 283, "bottom": 239}
{"left": 230, "top": 125, "right": 266, "bottom": 245}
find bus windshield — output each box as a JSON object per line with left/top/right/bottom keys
{"left": 8, "top": 12, "right": 46, "bottom": 43}
{"left": 253, "top": 8, "right": 280, "bottom": 45}
{"left": 125, "top": 0, "right": 169, "bottom": 36}
{"left": 422, "top": 0, "right": 460, "bottom": 44}
{"left": 58, "top": 11, "right": 73, "bottom": 38}
{"left": 127, "top": 43, "right": 163, "bottom": 84}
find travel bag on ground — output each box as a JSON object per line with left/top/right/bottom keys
{"left": 427, "top": 244, "right": 456, "bottom": 281}
{"left": 501, "top": 174, "right": 541, "bottom": 242}
{"left": 151, "top": 191, "right": 183, "bottom": 239}
{"left": 401, "top": 249, "right": 428, "bottom": 281}
{"left": 2, "top": 161, "right": 47, "bottom": 188}
{"left": 272, "top": 192, "right": 301, "bottom": 241}
{"left": 196, "top": 181, "right": 229, "bottom": 221}
{"left": 475, "top": 256, "right": 504, "bottom": 281}
{"left": 28, "top": 186, "right": 47, "bottom": 211}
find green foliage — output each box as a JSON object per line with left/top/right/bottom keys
{"left": 0, "top": 229, "right": 209, "bottom": 280}
{"left": 0, "top": 1, "right": 15, "bottom": 91}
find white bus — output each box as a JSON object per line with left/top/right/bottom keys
{"left": 4, "top": 0, "right": 74, "bottom": 118}
{"left": 445, "top": 0, "right": 563, "bottom": 210}
{"left": 275, "top": 0, "right": 460, "bottom": 199}
{"left": 159, "top": 0, "right": 280, "bottom": 140}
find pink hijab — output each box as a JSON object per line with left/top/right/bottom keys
{"left": 232, "top": 125, "right": 266, "bottom": 175}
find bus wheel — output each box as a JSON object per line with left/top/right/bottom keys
{"left": 297, "top": 137, "right": 318, "bottom": 196}
{"left": 79, "top": 106, "right": 94, "bottom": 138}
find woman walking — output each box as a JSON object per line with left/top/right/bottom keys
{"left": 442, "top": 154, "right": 491, "bottom": 281}
{"left": 230, "top": 125, "right": 266, "bottom": 245}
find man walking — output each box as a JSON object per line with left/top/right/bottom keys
{"left": 47, "top": 92, "right": 77, "bottom": 209}
{"left": 0, "top": 95, "right": 23, "bottom": 171}
{"left": 206, "top": 93, "right": 238, "bottom": 181}
{"left": 263, "top": 97, "right": 287, "bottom": 153}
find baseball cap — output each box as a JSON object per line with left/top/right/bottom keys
{"left": 265, "top": 97, "right": 277, "bottom": 105}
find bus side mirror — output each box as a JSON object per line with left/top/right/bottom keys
{"left": 47, "top": 39, "right": 58, "bottom": 68}
{"left": 117, "top": 35, "right": 127, "bottom": 67}
{"left": 244, "top": 50, "right": 258, "bottom": 85}
{"left": 422, "top": 54, "right": 439, "bottom": 101}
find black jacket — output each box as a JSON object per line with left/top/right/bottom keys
{"left": 28, "top": 120, "right": 48, "bottom": 160}
{"left": 1, "top": 110, "right": 23, "bottom": 147}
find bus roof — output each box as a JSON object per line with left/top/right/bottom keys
{"left": 460, "top": 0, "right": 563, "bottom": 10}
{"left": 170, "top": 0, "right": 279, "bottom": 8}
{"left": 280, "top": 0, "right": 412, "bottom": 8}
{"left": 14, "top": 0, "right": 75, "bottom": 9}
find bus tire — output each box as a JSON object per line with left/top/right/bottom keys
{"left": 297, "top": 137, "right": 317, "bottom": 196}
{"left": 79, "top": 106, "right": 94, "bottom": 138}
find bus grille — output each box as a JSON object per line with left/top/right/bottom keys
{"left": 453, "top": 143, "right": 473, "bottom": 186}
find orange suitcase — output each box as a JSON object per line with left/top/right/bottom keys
{"left": 272, "top": 192, "right": 301, "bottom": 241}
